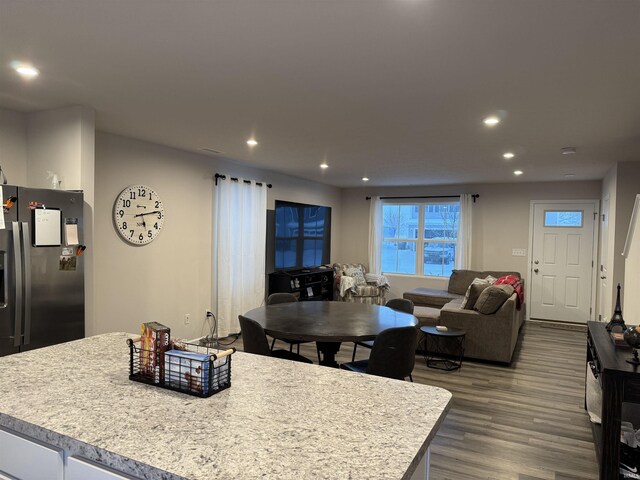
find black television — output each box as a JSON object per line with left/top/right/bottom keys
{"left": 273, "top": 200, "right": 331, "bottom": 271}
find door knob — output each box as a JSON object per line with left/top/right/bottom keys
{"left": 534, "top": 268, "right": 539, "bottom": 273}
{"left": 534, "top": 260, "right": 539, "bottom": 265}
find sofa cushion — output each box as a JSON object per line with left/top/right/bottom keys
{"left": 448, "top": 270, "right": 483, "bottom": 295}
{"left": 345, "top": 267, "right": 366, "bottom": 286}
{"left": 403, "top": 288, "right": 461, "bottom": 309}
{"left": 413, "top": 306, "right": 441, "bottom": 327}
{"left": 462, "top": 279, "right": 492, "bottom": 309}
{"left": 474, "top": 284, "right": 515, "bottom": 314}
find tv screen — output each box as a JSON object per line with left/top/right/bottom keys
{"left": 274, "top": 201, "right": 331, "bottom": 270}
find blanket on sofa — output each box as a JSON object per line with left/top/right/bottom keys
{"left": 338, "top": 273, "right": 390, "bottom": 297}
{"left": 495, "top": 275, "right": 524, "bottom": 310}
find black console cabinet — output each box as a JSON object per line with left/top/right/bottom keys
{"left": 268, "top": 268, "right": 334, "bottom": 301}
{"left": 586, "top": 321, "right": 640, "bottom": 479}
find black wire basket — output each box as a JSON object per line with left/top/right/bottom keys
{"left": 127, "top": 338, "right": 235, "bottom": 398}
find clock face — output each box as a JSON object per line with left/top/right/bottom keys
{"left": 114, "top": 185, "right": 165, "bottom": 245}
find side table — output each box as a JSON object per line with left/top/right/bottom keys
{"left": 421, "top": 326, "right": 466, "bottom": 371}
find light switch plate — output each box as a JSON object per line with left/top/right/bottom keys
{"left": 512, "top": 248, "right": 527, "bottom": 257}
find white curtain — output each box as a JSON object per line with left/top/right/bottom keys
{"left": 215, "top": 177, "right": 267, "bottom": 336}
{"left": 368, "top": 196, "right": 383, "bottom": 274}
{"left": 455, "top": 194, "right": 473, "bottom": 269}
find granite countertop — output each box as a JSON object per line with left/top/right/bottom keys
{"left": 0, "top": 333, "right": 451, "bottom": 480}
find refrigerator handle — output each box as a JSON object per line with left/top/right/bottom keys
{"left": 21, "top": 222, "right": 31, "bottom": 346}
{"left": 12, "top": 222, "right": 22, "bottom": 348}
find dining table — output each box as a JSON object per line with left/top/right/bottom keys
{"left": 244, "top": 300, "right": 418, "bottom": 367}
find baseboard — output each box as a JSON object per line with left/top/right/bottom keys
{"left": 527, "top": 318, "right": 587, "bottom": 332}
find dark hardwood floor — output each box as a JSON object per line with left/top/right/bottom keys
{"left": 233, "top": 320, "right": 598, "bottom": 479}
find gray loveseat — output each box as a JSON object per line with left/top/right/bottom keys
{"left": 403, "top": 270, "right": 525, "bottom": 364}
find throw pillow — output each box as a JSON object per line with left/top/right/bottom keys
{"left": 462, "top": 278, "right": 491, "bottom": 309}
{"left": 474, "top": 284, "right": 515, "bottom": 314}
{"left": 345, "top": 267, "right": 367, "bottom": 286}
{"left": 484, "top": 275, "right": 498, "bottom": 285}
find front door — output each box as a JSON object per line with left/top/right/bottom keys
{"left": 529, "top": 201, "right": 597, "bottom": 323}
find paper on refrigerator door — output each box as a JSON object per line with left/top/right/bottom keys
{"left": 65, "top": 223, "right": 79, "bottom": 245}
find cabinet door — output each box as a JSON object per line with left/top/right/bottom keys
{"left": 0, "top": 427, "right": 64, "bottom": 480}
{"left": 67, "top": 456, "right": 140, "bottom": 480}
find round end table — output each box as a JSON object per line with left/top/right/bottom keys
{"left": 420, "top": 326, "right": 466, "bottom": 371}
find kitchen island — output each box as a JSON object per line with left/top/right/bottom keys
{"left": 0, "top": 333, "right": 451, "bottom": 480}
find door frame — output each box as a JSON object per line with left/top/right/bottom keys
{"left": 526, "top": 199, "right": 600, "bottom": 322}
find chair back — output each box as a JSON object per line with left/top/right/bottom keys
{"left": 238, "top": 315, "right": 272, "bottom": 356}
{"left": 267, "top": 293, "right": 298, "bottom": 305}
{"left": 385, "top": 298, "right": 414, "bottom": 314}
{"left": 367, "top": 326, "right": 418, "bottom": 380}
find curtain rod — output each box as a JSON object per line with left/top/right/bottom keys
{"left": 366, "top": 194, "right": 479, "bottom": 203}
{"left": 214, "top": 173, "right": 272, "bottom": 188}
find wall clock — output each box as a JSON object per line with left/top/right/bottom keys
{"left": 114, "top": 185, "right": 165, "bottom": 245}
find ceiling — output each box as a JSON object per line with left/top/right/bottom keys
{"left": 1, "top": 0, "right": 640, "bottom": 188}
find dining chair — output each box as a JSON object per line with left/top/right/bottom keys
{"left": 238, "top": 315, "right": 313, "bottom": 363}
{"left": 351, "top": 298, "right": 415, "bottom": 362}
{"left": 266, "top": 293, "right": 321, "bottom": 363}
{"left": 340, "top": 326, "right": 418, "bottom": 381}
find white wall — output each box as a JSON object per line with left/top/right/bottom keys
{"left": 624, "top": 195, "right": 640, "bottom": 324}
{"left": 94, "top": 132, "right": 342, "bottom": 339}
{"left": 612, "top": 161, "right": 640, "bottom": 308}
{"left": 338, "top": 181, "right": 602, "bottom": 300}
{"left": 0, "top": 108, "right": 27, "bottom": 184}
{"left": 27, "top": 106, "right": 88, "bottom": 189}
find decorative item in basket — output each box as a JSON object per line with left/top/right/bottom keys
{"left": 128, "top": 337, "right": 235, "bottom": 398}
{"left": 140, "top": 322, "right": 171, "bottom": 383}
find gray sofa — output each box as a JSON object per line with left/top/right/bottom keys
{"left": 403, "top": 269, "right": 525, "bottom": 364}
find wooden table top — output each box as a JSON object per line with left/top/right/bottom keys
{"left": 244, "top": 301, "right": 418, "bottom": 342}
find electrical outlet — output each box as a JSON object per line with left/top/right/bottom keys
{"left": 512, "top": 248, "right": 527, "bottom": 257}
{"left": 184, "top": 313, "right": 190, "bottom": 325}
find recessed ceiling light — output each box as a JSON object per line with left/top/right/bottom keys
{"left": 320, "top": 162, "right": 329, "bottom": 169}
{"left": 362, "top": 177, "right": 370, "bottom": 182}
{"left": 483, "top": 116, "right": 500, "bottom": 126}
{"left": 503, "top": 152, "right": 515, "bottom": 159}
{"left": 12, "top": 63, "right": 39, "bottom": 78}
{"left": 561, "top": 147, "right": 577, "bottom": 155}
{"left": 246, "top": 138, "right": 258, "bottom": 147}
{"left": 513, "top": 170, "right": 523, "bottom": 176}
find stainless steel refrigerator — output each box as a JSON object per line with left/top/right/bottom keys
{"left": 0, "top": 186, "right": 84, "bottom": 356}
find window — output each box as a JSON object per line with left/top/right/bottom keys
{"left": 381, "top": 202, "right": 459, "bottom": 277}
{"left": 544, "top": 210, "right": 583, "bottom": 228}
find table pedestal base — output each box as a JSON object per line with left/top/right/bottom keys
{"left": 316, "top": 341, "right": 341, "bottom": 367}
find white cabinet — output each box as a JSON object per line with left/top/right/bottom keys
{"left": 0, "top": 427, "right": 64, "bottom": 480}
{"left": 67, "top": 456, "right": 140, "bottom": 480}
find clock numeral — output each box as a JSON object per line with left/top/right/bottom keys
{"left": 154, "top": 222, "right": 158, "bottom": 230}
{"left": 157, "top": 212, "right": 162, "bottom": 219}
{"left": 122, "top": 222, "right": 128, "bottom": 230}
{"left": 122, "top": 199, "right": 131, "bottom": 208}
{"left": 129, "top": 230, "right": 134, "bottom": 238}
{"left": 155, "top": 201, "right": 160, "bottom": 208}
{"left": 139, "top": 233, "right": 144, "bottom": 241}
{"left": 118, "top": 210, "right": 124, "bottom": 218}
{"left": 129, "top": 192, "right": 136, "bottom": 200}
{"left": 148, "top": 230, "right": 153, "bottom": 238}
{"left": 138, "top": 188, "right": 146, "bottom": 197}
